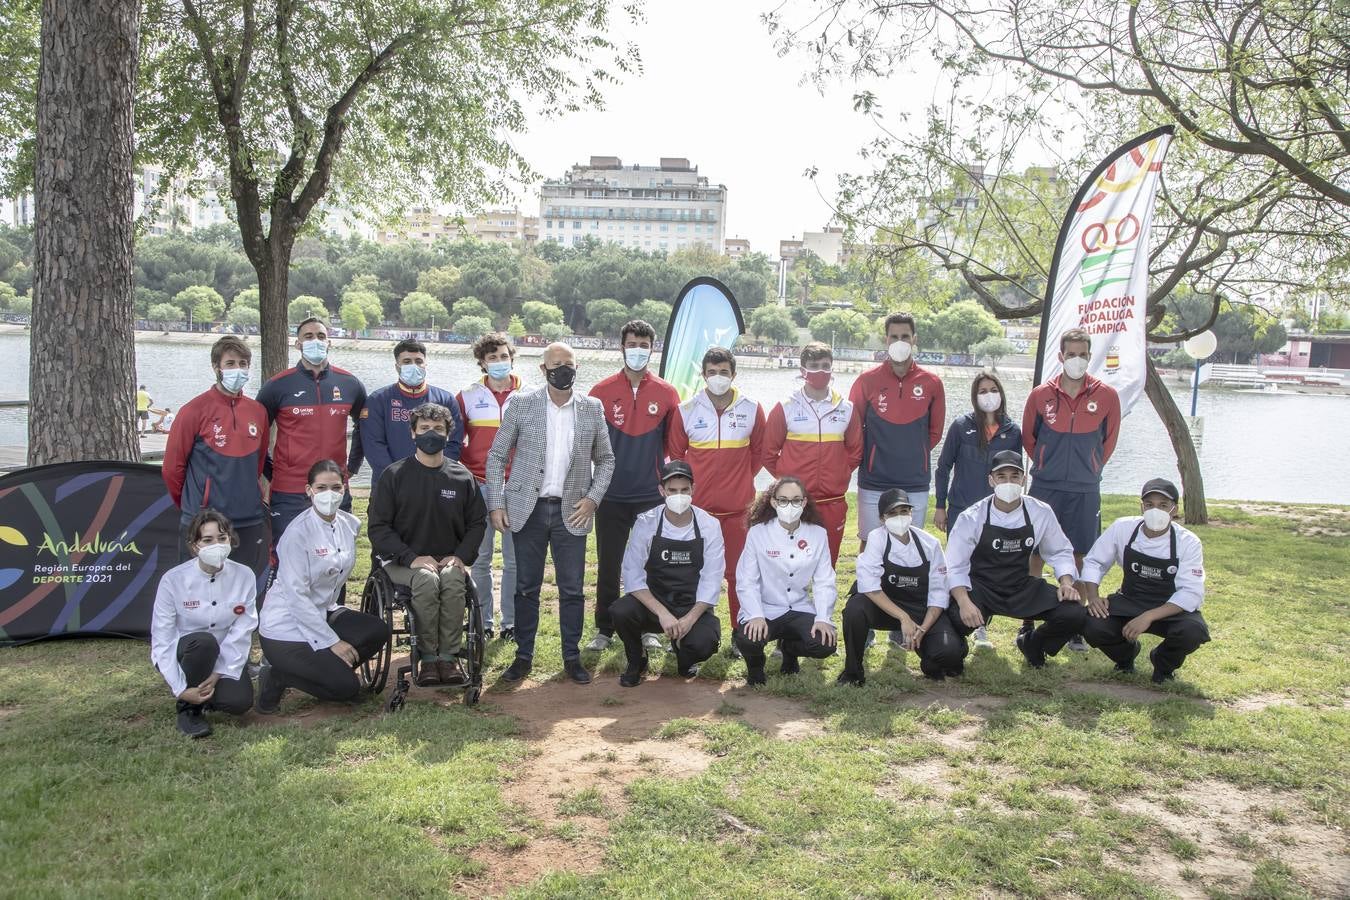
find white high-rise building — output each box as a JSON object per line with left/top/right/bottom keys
{"left": 539, "top": 156, "right": 726, "bottom": 253}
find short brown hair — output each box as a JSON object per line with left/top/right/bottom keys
{"left": 210, "top": 335, "right": 252, "bottom": 368}
{"left": 409, "top": 402, "right": 453, "bottom": 432}
{"left": 1060, "top": 328, "right": 1091, "bottom": 352}
{"left": 472, "top": 331, "right": 515, "bottom": 363}
{"left": 701, "top": 346, "right": 736, "bottom": 374}
{"left": 186, "top": 508, "right": 238, "bottom": 549}
{"left": 884, "top": 312, "right": 918, "bottom": 335}
{"left": 800, "top": 341, "right": 833, "bottom": 367}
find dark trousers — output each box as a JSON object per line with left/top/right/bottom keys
{"left": 733, "top": 610, "right": 837, "bottom": 670}
{"left": 841, "top": 593, "right": 968, "bottom": 679}
{"left": 594, "top": 498, "right": 660, "bottom": 635}
{"left": 947, "top": 590, "right": 1088, "bottom": 658}
{"left": 1082, "top": 609, "right": 1210, "bottom": 676}
{"left": 259, "top": 608, "right": 389, "bottom": 702}
{"left": 173, "top": 632, "right": 253, "bottom": 714}
{"left": 512, "top": 498, "right": 587, "bottom": 663}
{"left": 611, "top": 593, "right": 721, "bottom": 671}
{"left": 180, "top": 518, "right": 271, "bottom": 597}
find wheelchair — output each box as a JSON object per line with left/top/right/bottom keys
{"left": 357, "top": 558, "right": 486, "bottom": 712}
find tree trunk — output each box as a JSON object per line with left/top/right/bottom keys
{"left": 256, "top": 232, "right": 295, "bottom": 380}
{"left": 1144, "top": 356, "right": 1208, "bottom": 525}
{"left": 29, "top": 0, "right": 140, "bottom": 466}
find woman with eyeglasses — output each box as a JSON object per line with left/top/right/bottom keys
{"left": 150, "top": 508, "right": 258, "bottom": 738}
{"left": 732, "top": 475, "right": 839, "bottom": 685}
{"left": 255, "top": 459, "right": 390, "bottom": 713}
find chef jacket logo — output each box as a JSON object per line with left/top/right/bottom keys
{"left": 233, "top": 604, "right": 246, "bottom": 615}
{"left": 797, "top": 539, "right": 808, "bottom": 550}
{"left": 315, "top": 547, "right": 329, "bottom": 557}
{"left": 440, "top": 489, "right": 457, "bottom": 500}
{"left": 184, "top": 598, "right": 200, "bottom": 609}
{"left": 1132, "top": 561, "right": 1163, "bottom": 578}
{"left": 647, "top": 402, "right": 659, "bottom": 415}
{"left": 611, "top": 400, "right": 625, "bottom": 426}
{"left": 660, "top": 549, "right": 692, "bottom": 563}
{"left": 912, "top": 385, "right": 924, "bottom": 398}
{"left": 766, "top": 549, "right": 781, "bottom": 558}
{"left": 886, "top": 574, "right": 920, "bottom": 588}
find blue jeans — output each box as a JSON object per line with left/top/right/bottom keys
{"left": 471, "top": 523, "right": 516, "bottom": 630}
{"left": 511, "top": 498, "right": 587, "bottom": 662}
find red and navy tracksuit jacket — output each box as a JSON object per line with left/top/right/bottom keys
{"left": 353, "top": 382, "right": 462, "bottom": 488}
{"left": 255, "top": 362, "right": 367, "bottom": 495}
{"left": 589, "top": 370, "right": 682, "bottom": 504}
{"left": 849, "top": 362, "right": 946, "bottom": 493}
{"left": 1022, "top": 374, "right": 1120, "bottom": 493}
{"left": 162, "top": 386, "right": 269, "bottom": 526}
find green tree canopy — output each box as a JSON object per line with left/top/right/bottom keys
{"left": 928, "top": 301, "right": 1001, "bottom": 352}
{"left": 226, "top": 305, "right": 260, "bottom": 327}
{"left": 174, "top": 285, "right": 226, "bottom": 322}
{"left": 808, "top": 309, "right": 871, "bottom": 346}
{"left": 232, "top": 287, "right": 260, "bottom": 310}
{"left": 341, "top": 289, "right": 383, "bottom": 326}
{"left": 450, "top": 296, "right": 493, "bottom": 323}
{"left": 506, "top": 314, "right": 527, "bottom": 339}
{"left": 287, "top": 295, "right": 330, "bottom": 325}
{"left": 400, "top": 291, "right": 447, "bottom": 327}
{"left": 539, "top": 321, "right": 571, "bottom": 342}
{"left": 585, "top": 298, "right": 630, "bottom": 335}
{"left": 522, "top": 300, "right": 565, "bottom": 332}
{"left": 453, "top": 314, "right": 493, "bottom": 339}
{"left": 748, "top": 304, "right": 798, "bottom": 343}
{"left": 148, "top": 302, "right": 184, "bottom": 322}
{"left": 970, "top": 335, "right": 1015, "bottom": 365}
{"left": 630, "top": 299, "right": 673, "bottom": 331}
{"left": 339, "top": 301, "right": 367, "bottom": 333}
{"left": 416, "top": 264, "right": 463, "bottom": 305}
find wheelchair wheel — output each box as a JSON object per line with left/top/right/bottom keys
{"left": 359, "top": 574, "right": 393, "bottom": 694}
{"left": 462, "top": 583, "right": 485, "bottom": 707}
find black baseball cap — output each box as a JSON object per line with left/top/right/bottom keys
{"left": 878, "top": 488, "right": 913, "bottom": 515}
{"left": 990, "top": 450, "right": 1024, "bottom": 473}
{"left": 1141, "top": 478, "right": 1179, "bottom": 502}
{"left": 660, "top": 460, "right": 694, "bottom": 483}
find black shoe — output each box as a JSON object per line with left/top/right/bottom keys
{"left": 254, "top": 659, "right": 284, "bottom": 714}
{"left": 677, "top": 663, "right": 700, "bottom": 678}
{"left": 836, "top": 671, "right": 865, "bottom": 687}
{"left": 176, "top": 705, "right": 211, "bottom": 738}
{"left": 483, "top": 627, "right": 495, "bottom": 642}
{"left": 563, "top": 659, "right": 592, "bottom": 685}
{"left": 500, "top": 627, "right": 516, "bottom": 643}
{"left": 746, "top": 666, "right": 767, "bottom": 687}
{"left": 1114, "top": 660, "right": 1137, "bottom": 674}
{"left": 1149, "top": 647, "right": 1175, "bottom": 683}
{"left": 501, "top": 657, "right": 532, "bottom": 683}
{"left": 779, "top": 653, "right": 800, "bottom": 676}
{"left": 945, "top": 662, "right": 965, "bottom": 677}
{"left": 619, "top": 654, "right": 649, "bottom": 688}
{"left": 1016, "top": 630, "right": 1046, "bottom": 668}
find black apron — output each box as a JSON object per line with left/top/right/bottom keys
{"left": 645, "top": 512, "right": 704, "bottom": 616}
{"left": 969, "top": 500, "right": 1057, "bottom": 618}
{"left": 879, "top": 530, "right": 930, "bottom": 620}
{"left": 1110, "top": 522, "right": 1179, "bottom": 617}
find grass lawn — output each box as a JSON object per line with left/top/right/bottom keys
{"left": 1, "top": 496, "right": 1347, "bottom": 898}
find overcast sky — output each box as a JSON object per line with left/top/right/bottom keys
{"left": 508, "top": 1, "right": 942, "bottom": 256}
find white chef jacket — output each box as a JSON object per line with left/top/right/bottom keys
{"left": 150, "top": 557, "right": 258, "bottom": 697}
{"left": 735, "top": 520, "right": 837, "bottom": 625}
{"left": 946, "top": 495, "right": 1077, "bottom": 591}
{"left": 620, "top": 505, "right": 726, "bottom": 607}
{"left": 1081, "top": 516, "right": 1206, "bottom": 612}
{"left": 855, "top": 525, "right": 951, "bottom": 609}
{"left": 259, "top": 507, "right": 360, "bottom": 649}
{"left": 540, "top": 391, "right": 576, "bottom": 498}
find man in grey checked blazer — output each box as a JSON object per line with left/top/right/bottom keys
{"left": 486, "top": 342, "right": 615, "bottom": 684}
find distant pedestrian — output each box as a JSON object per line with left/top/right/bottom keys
{"left": 136, "top": 384, "right": 153, "bottom": 435}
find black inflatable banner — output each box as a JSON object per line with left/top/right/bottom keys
{"left": 0, "top": 461, "right": 179, "bottom": 646}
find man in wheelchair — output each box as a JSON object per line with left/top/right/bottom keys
{"left": 368, "top": 401, "right": 488, "bottom": 687}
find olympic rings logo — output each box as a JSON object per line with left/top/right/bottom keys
{"left": 1080, "top": 215, "right": 1141, "bottom": 253}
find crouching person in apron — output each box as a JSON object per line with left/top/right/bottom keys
{"left": 611, "top": 461, "right": 724, "bottom": 686}
{"left": 1081, "top": 478, "right": 1209, "bottom": 683}
{"left": 945, "top": 450, "right": 1086, "bottom": 668}
{"left": 838, "top": 490, "right": 966, "bottom": 685}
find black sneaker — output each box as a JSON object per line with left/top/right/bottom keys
{"left": 779, "top": 653, "right": 801, "bottom": 675}
{"left": 254, "top": 659, "right": 285, "bottom": 714}
{"left": 944, "top": 663, "right": 965, "bottom": 677}
{"left": 483, "top": 627, "right": 495, "bottom": 642}
{"left": 677, "top": 663, "right": 700, "bottom": 678}
{"left": 1016, "top": 630, "right": 1046, "bottom": 668}
{"left": 500, "top": 657, "right": 532, "bottom": 683}
{"left": 1114, "top": 660, "right": 1137, "bottom": 674}
{"left": 500, "top": 627, "right": 515, "bottom": 643}
{"left": 836, "top": 671, "right": 865, "bottom": 687}
{"left": 619, "top": 654, "right": 649, "bottom": 688}
{"left": 563, "top": 659, "right": 592, "bottom": 685}
{"left": 1149, "top": 647, "right": 1175, "bottom": 683}
{"left": 176, "top": 706, "right": 212, "bottom": 738}
{"left": 746, "top": 666, "right": 767, "bottom": 687}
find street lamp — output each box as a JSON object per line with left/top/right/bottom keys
{"left": 1183, "top": 330, "right": 1218, "bottom": 417}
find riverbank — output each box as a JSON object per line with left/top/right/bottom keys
{"left": 1, "top": 494, "right": 1346, "bottom": 897}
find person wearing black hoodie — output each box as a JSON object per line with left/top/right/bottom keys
{"left": 369, "top": 402, "right": 487, "bottom": 687}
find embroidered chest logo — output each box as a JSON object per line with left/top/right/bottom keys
{"left": 876, "top": 391, "right": 888, "bottom": 414}
{"left": 887, "top": 574, "right": 920, "bottom": 588}
{"left": 247, "top": 422, "right": 258, "bottom": 438}
{"left": 647, "top": 401, "right": 659, "bottom": 415}
{"left": 1043, "top": 400, "right": 1057, "bottom": 425}
{"left": 440, "top": 489, "right": 457, "bottom": 500}
{"left": 660, "top": 549, "right": 692, "bottom": 563}
{"left": 1086, "top": 400, "right": 1098, "bottom": 414}
{"left": 212, "top": 423, "right": 227, "bottom": 448}
{"left": 611, "top": 400, "right": 625, "bottom": 427}
{"left": 912, "top": 384, "right": 924, "bottom": 398}
{"left": 766, "top": 549, "right": 782, "bottom": 558}
{"left": 183, "top": 598, "right": 200, "bottom": 609}
{"left": 232, "top": 604, "right": 246, "bottom": 615}
{"left": 797, "top": 539, "right": 808, "bottom": 550}
{"left": 315, "top": 547, "right": 329, "bottom": 557}
{"left": 332, "top": 387, "right": 343, "bottom": 402}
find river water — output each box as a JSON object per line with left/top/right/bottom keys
{"left": 1, "top": 332, "right": 1345, "bottom": 503}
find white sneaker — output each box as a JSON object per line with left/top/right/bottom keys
{"left": 726, "top": 642, "right": 742, "bottom": 659}
{"left": 865, "top": 630, "right": 876, "bottom": 649}
{"left": 974, "top": 626, "right": 994, "bottom": 649}
{"left": 642, "top": 632, "right": 666, "bottom": 652}
{"left": 583, "top": 633, "right": 612, "bottom": 652}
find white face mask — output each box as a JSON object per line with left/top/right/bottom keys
{"left": 976, "top": 392, "right": 1002, "bottom": 413}
{"left": 197, "top": 542, "right": 230, "bottom": 569}
{"left": 888, "top": 340, "right": 913, "bottom": 364}
{"left": 884, "top": 514, "right": 912, "bottom": 536}
{"left": 664, "top": 493, "right": 693, "bottom": 515}
{"left": 311, "top": 489, "right": 342, "bottom": 516}
{"left": 1062, "top": 356, "right": 1089, "bottom": 379}
{"left": 624, "top": 347, "right": 652, "bottom": 371}
{"left": 993, "top": 481, "right": 1023, "bottom": 503}
{"left": 776, "top": 503, "right": 804, "bottom": 525}
{"left": 1142, "top": 507, "right": 1172, "bottom": 531}
{"left": 705, "top": 374, "right": 733, "bottom": 396}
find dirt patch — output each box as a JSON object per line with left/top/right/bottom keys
{"left": 1109, "top": 779, "right": 1349, "bottom": 899}
{"left": 1224, "top": 692, "right": 1300, "bottom": 713}
{"left": 462, "top": 678, "right": 824, "bottom": 895}
{"left": 1232, "top": 502, "right": 1350, "bottom": 524}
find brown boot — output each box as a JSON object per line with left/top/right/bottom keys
{"left": 415, "top": 659, "right": 441, "bottom": 687}
{"left": 438, "top": 659, "right": 467, "bottom": 686}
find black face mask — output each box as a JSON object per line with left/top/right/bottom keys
{"left": 414, "top": 430, "right": 448, "bottom": 455}
{"left": 545, "top": 364, "right": 577, "bottom": 391}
